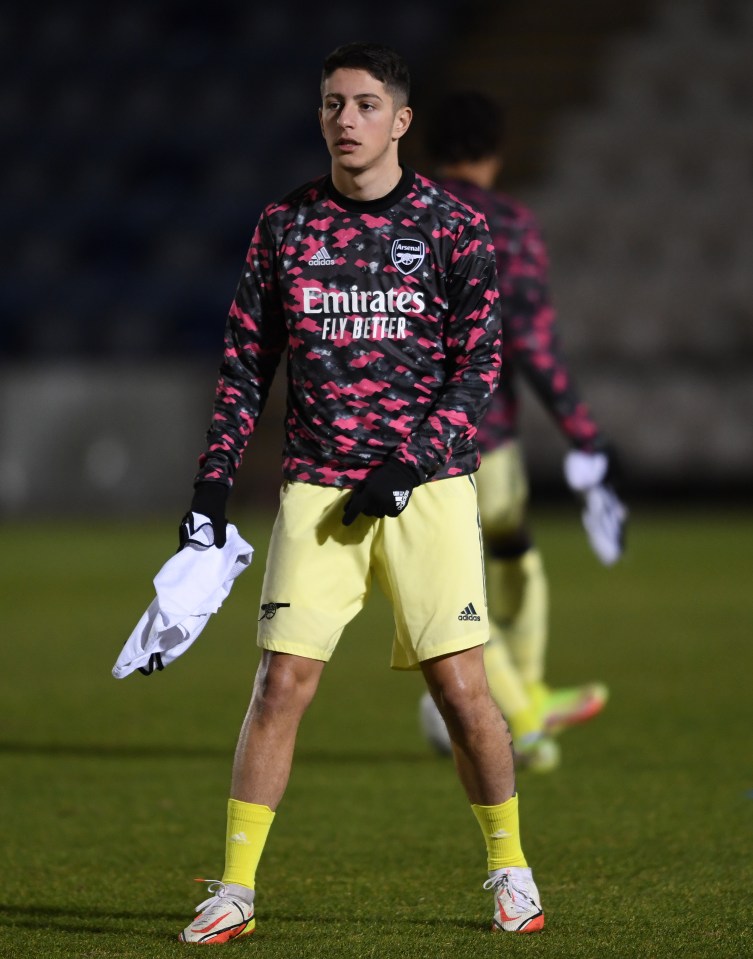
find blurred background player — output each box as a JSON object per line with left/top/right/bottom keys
{"left": 418, "top": 90, "right": 628, "bottom": 772}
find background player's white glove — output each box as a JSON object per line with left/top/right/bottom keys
{"left": 564, "top": 450, "right": 627, "bottom": 566}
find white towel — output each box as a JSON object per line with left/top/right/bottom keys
{"left": 113, "top": 515, "right": 253, "bottom": 678}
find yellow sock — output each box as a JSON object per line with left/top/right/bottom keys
{"left": 487, "top": 549, "right": 549, "bottom": 683}
{"left": 525, "top": 680, "right": 551, "bottom": 721}
{"left": 472, "top": 794, "right": 528, "bottom": 870}
{"left": 483, "top": 625, "right": 530, "bottom": 720}
{"left": 505, "top": 549, "right": 549, "bottom": 686}
{"left": 222, "top": 799, "right": 275, "bottom": 890}
{"left": 507, "top": 703, "right": 542, "bottom": 743}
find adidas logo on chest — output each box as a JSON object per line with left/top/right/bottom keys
{"left": 308, "top": 246, "right": 336, "bottom": 266}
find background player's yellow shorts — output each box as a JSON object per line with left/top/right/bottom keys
{"left": 474, "top": 441, "right": 529, "bottom": 537}
{"left": 257, "top": 476, "right": 488, "bottom": 669}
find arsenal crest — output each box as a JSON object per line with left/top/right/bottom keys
{"left": 391, "top": 238, "right": 426, "bottom": 275}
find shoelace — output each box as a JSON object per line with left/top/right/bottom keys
{"left": 483, "top": 873, "right": 510, "bottom": 895}
{"left": 482, "top": 872, "right": 536, "bottom": 914}
{"left": 193, "top": 878, "right": 230, "bottom": 913}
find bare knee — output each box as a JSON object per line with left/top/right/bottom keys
{"left": 438, "top": 678, "right": 500, "bottom": 739}
{"left": 250, "top": 652, "right": 323, "bottom": 724}
{"left": 422, "top": 648, "right": 507, "bottom": 742}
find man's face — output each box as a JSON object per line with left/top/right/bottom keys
{"left": 319, "top": 67, "right": 411, "bottom": 174}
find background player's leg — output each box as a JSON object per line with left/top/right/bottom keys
{"left": 482, "top": 519, "right": 559, "bottom": 770}
{"left": 488, "top": 538, "right": 608, "bottom": 739}
{"left": 483, "top": 619, "right": 541, "bottom": 740}
{"left": 475, "top": 446, "right": 554, "bottom": 766}
{"left": 486, "top": 539, "right": 549, "bottom": 705}
{"left": 478, "top": 444, "right": 605, "bottom": 757}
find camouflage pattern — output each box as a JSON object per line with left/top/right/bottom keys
{"left": 196, "top": 168, "right": 502, "bottom": 489}
{"left": 438, "top": 179, "right": 602, "bottom": 454}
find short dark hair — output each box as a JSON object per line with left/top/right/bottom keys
{"left": 425, "top": 90, "right": 506, "bottom": 165}
{"left": 321, "top": 42, "right": 411, "bottom": 108}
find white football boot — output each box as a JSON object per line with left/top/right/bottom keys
{"left": 178, "top": 879, "right": 255, "bottom": 944}
{"left": 483, "top": 866, "right": 545, "bottom": 933}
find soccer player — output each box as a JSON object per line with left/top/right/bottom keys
{"left": 418, "top": 90, "right": 626, "bottom": 772}
{"left": 175, "top": 45, "right": 544, "bottom": 943}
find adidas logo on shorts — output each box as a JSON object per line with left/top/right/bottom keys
{"left": 458, "top": 602, "right": 481, "bottom": 622}
{"left": 308, "top": 246, "right": 336, "bottom": 266}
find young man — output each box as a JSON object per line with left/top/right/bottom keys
{"left": 419, "top": 90, "right": 627, "bottom": 772}
{"left": 176, "top": 45, "right": 544, "bottom": 943}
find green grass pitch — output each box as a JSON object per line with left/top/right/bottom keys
{"left": 1, "top": 506, "right": 751, "bottom": 958}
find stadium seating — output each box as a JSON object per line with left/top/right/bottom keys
{"left": 527, "top": 0, "right": 753, "bottom": 372}
{"left": 0, "top": 1, "right": 460, "bottom": 358}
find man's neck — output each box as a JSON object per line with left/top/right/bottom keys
{"left": 331, "top": 158, "right": 403, "bottom": 202}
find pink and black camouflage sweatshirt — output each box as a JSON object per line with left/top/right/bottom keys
{"left": 438, "top": 178, "right": 602, "bottom": 454}
{"left": 195, "top": 167, "right": 502, "bottom": 490}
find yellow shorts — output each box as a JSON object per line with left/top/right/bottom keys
{"left": 475, "top": 441, "right": 529, "bottom": 538}
{"left": 256, "top": 476, "right": 488, "bottom": 669}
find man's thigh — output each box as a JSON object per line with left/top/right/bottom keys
{"left": 376, "top": 475, "right": 489, "bottom": 669}
{"left": 257, "top": 482, "right": 376, "bottom": 661}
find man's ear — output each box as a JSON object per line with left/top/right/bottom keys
{"left": 393, "top": 105, "right": 413, "bottom": 141}
{"left": 318, "top": 106, "right": 325, "bottom": 138}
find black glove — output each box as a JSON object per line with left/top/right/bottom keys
{"left": 342, "top": 460, "right": 420, "bottom": 527}
{"left": 179, "top": 481, "right": 229, "bottom": 549}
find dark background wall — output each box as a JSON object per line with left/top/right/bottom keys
{"left": 2, "top": 0, "right": 751, "bottom": 516}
